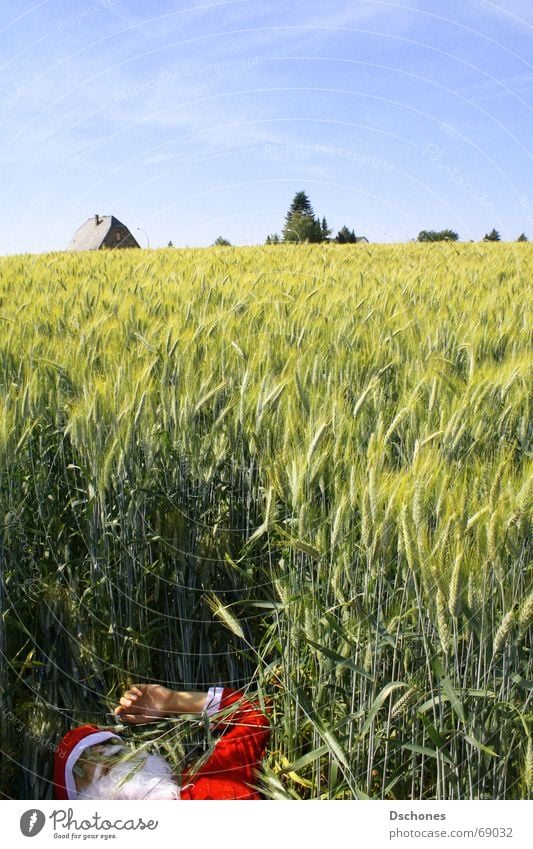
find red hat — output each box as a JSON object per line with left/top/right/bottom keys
{"left": 54, "top": 725, "right": 122, "bottom": 800}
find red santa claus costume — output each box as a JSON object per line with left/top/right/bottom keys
{"left": 54, "top": 687, "right": 270, "bottom": 801}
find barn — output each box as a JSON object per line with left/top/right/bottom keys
{"left": 66, "top": 215, "right": 141, "bottom": 251}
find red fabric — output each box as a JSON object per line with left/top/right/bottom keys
{"left": 180, "top": 689, "right": 270, "bottom": 800}
{"left": 53, "top": 725, "right": 103, "bottom": 801}
{"left": 53, "top": 690, "right": 270, "bottom": 801}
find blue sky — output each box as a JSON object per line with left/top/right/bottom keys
{"left": 1, "top": 0, "right": 532, "bottom": 252}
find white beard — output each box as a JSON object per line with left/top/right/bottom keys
{"left": 79, "top": 750, "right": 180, "bottom": 800}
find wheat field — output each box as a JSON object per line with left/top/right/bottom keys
{"left": 0, "top": 242, "right": 531, "bottom": 800}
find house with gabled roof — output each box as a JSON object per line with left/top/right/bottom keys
{"left": 66, "top": 215, "right": 141, "bottom": 251}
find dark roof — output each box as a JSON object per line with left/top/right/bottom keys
{"left": 66, "top": 215, "right": 141, "bottom": 251}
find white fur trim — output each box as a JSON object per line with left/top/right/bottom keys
{"left": 65, "top": 731, "right": 122, "bottom": 800}
{"left": 205, "top": 686, "right": 224, "bottom": 717}
{"left": 78, "top": 751, "right": 180, "bottom": 800}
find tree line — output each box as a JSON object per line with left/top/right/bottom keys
{"left": 207, "top": 191, "right": 529, "bottom": 246}
{"left": 214, "top": 191, "right": 364, "bottom": 247}
{"left": 266, "top": 191, "right": 361, "bottom": 244}
{"left": 417, "top": 228, "right": 528, "bottom": 242}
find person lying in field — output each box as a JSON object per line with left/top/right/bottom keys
{"left": 53, "top": 684, "right": 270, "bottom": 800}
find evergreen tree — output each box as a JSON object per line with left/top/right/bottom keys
{"left": 265, "top": 233, "right": 281, "bottom": 244}
{"left": 517, "top": 233, "right": 528, "bottom": 242}
{"left": 321, "top": 217, "right": 332, "bottom": 240}
{"left": 285, "top": 191, "right": 315, "bottom": 220}
{"left": 213, "top": 236, "right": 232, "bottom": 246}
{"left": 282, "top": 191, "right": 326, "bottom": 243}
{"left": 336, "top": 225, "right": 357, "bottom": 243}
{"left": 483, "top": 228, "right": 501, "bottom": 241}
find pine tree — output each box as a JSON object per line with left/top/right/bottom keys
{"left": 517, "top": 233, "right": 528, "bottom": 242}
{"left": 285, "top": 191, "right": 315, "bottom": 220}
{"left": 336, "top": 225, "right": 357, "bottom": 243}
{"left": 282, "top": 191, "right": 326, "bottom": 243}
{"left": 483, "top": 228, "right": 501, "bottom": 241}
